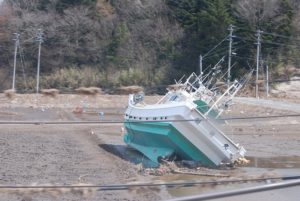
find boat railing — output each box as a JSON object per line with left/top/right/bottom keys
{"left": 191, "top": 102, "right": 242, "bottom": 152}
{"left": 205, "top": 80, "right": 242, "bottom": 118}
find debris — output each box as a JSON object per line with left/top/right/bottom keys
{"left": 4, "top": 89, "right": 15, "bottom": 99}
{"left": 81, "top": 100, "right": 88, "bottom": 112}
{"left": 172, "top": 169, "right": 229, "bottom": 177}
{"left": 73, "top": 107, "right": 83, "bottom": 114}
{"left": 98, "top": 112, "right": 104, "bottom": 119}
{"left": 75, "top": 87, "right": 102, "bottom": 95}
{"left": 121, "top": 127, "right": 125, "bottom": 135}
{"left": 181, "top": 160, "right": 203, "bottom": 168}
{"left": 117, "top": 86, "right": 143, "bottom": 95}
{"left": 167, "top": 84, "right": 185, "bottom": 91}
{"left": 140, "top": 160, "right": 231, "bottom": 177}
{"left": 41, "top": 89, "right": 60, "bottom": 97}
{"left": 235, "top": 157, "right": 250, "bottom": 165}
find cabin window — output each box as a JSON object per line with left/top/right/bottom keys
{"left": 146, "top": 118, "right": 148, "bottom": 120}
{"left": 129, "top": 116, "right": 132, "bottom": 119}
{"left": 133, "top": 117, "right": 136, "bottom": 119}
{"left": 169, "top": 95, "right": 178, "bottom": 101}
{"left": 153, "top": 117, "right": 157, "bottom": 120}
{"left": 139, "top": 117, "right": 142, "bottom": 120}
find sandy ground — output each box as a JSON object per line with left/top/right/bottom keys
{"left": 0, "top": 93, "right": 300, "bottom": 200}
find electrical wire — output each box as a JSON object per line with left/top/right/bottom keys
{"left": 262, "top": 31, "right": 300, "bottom": 42}
{"left": 1, "top": 113, "right": 300, "bottom": 125}
{"left": 21, "top": 36, "right": 35, "bottom": 44}
{"left": 235, "top": 36, "right": 256, "bottom": 44}
{"left": 262, "top": 40, "right": 300, "bottom": 49}
{"left": 203, "top": 36, "right": 229, "bottom": 58}
{"left": 0, "top": 175, "right": 299, "bottom": 191}
{"left": 235, "top": 27, "right": 257, "bottom": 33}
{"left": 166, "top": 179, "right": 300, "bottom": 201}
{"left": 219, "top": 114, "right": 300, "bottom": 121}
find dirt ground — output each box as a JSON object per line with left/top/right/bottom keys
{"left": 0, "top": 93, "right": 300, "bottom": 201}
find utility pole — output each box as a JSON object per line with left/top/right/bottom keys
{"left": 199, "top": 55, "right": 203, "bottom": 81}
{"left": 255, "top": 30, "right": 262, "bottom": 98}
{"left": 227, "top": 24, "right": 234, "bottom": 87}
{"left": 36, "top": 29, "right": 43, "bottom": 94}
{"left": 12, "top": 33, "right": 20, "bottom": 90}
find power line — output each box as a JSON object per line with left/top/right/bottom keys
{"left": 203, "top": 36, "right": 229, "bottom": 58}
{"left": 236, "top": 26, "right": 300, "bottom": 43}
{"left": 0, "top": 175, "right": 299, "bottom": 191}
{"left": 1, "top": 113, "right": 300, "bottom": 125}
{"left": 262, "top": 40, "right": 300, "bottom": 49}
{"left": 234, "top": 36, "right": 256, "bottom": 44}
{"left": 199, "top": 42, "right": 247, "bottom": 61}
{"left": 166, "top": 179, "right": 300, "bottom": 201}
{"left": 219, "top": 114, "right": 300, "bottom": 121}
{"left": 232, "top": 55, "right": 278, "bottom": 65}
{"left": 235, "top": 26, "right": 257, "bottom": 33}
{"left": 21, "top": 36, "right": 35, "bottom": 44}
{"left": 262, "top": 31, "right": 300, "bottom": 42}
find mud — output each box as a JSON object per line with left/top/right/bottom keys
{"left": 0, "top": 94, "right": 300, "bottom": 200}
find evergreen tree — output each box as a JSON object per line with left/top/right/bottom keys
{"left": 167, "top": 0, "right": 235, "bottom": 77}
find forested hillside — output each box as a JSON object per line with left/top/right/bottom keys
{"left": 0, "top": 0, "right": 300, "bottom": 93}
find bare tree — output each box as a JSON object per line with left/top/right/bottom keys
{"left": 234, "top": 0, "right": 280, "bottom": 28}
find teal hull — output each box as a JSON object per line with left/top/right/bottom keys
{"left": 124, "top": 121, "right": 215, "bottom": 167}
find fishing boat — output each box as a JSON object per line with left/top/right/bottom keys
{"left": 123, "top": 69, "right": 248, "bottom": 167}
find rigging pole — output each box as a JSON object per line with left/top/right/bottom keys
{"left": 266, "top": 64, "right": 269, "bottom": 97}
{"left": 255, "top": 30, "right": 262, "bottom": 98}
{"left": 199, "top": 55, "right": 203, "bottom": 81}
{"left": 227, "top": 24, "right": 234, "bottom": 88}
{"left": 36, "top": 29, "right": 43, "bottom": 94}
{"left": 12, "top": 33, "right": 20, "bottom": 90}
